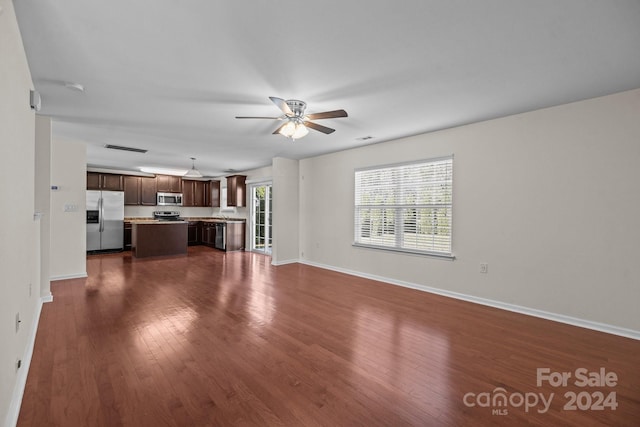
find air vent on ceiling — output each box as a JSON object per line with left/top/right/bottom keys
{"left": 104, "top": 144, "right": 148, "bottom": 153}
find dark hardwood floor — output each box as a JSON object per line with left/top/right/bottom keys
{"left": 18, "top": 247, "right": 640, "bottom": 426}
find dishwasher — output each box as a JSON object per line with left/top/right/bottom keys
{"left": 214, "top": 222, "right": 226, "bottom": 250}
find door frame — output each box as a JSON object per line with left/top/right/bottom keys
{"left": 249, "top": 181, "right": 273, "bottom": 255}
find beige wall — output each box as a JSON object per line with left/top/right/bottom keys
{"left": 271, "top": 158, "right": 299, "bottom": 264}
{"left": 34, "top": 116, "right": 52, "bottom": 299}
{"left": 50, "top": 136, "right": 87, "bottom": 279}
{"left": 0, "top": 0, "right": 41, "bottom": 424}
{"left": 244, "top": 165, "right": 273, "bottom": 183}
{"left": 300, "top": 89, "right": 640, "bottom": 332}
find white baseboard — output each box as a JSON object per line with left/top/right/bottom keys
{"left": 299, "top": 260, "right": 640, "bottom": 341}
{"left": 41, "top": 292, "right": 53, "bottom": 303}
{"left": 271, "top": 258, "right": 299, "bottom": 266}
{"left": 5, "top": 296, "right": 47, "bottom": 427}
{"left": 50, "top": 272, "right": 87, "bottom": 281}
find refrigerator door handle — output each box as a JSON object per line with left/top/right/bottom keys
{"left": 99, "top": 197, "right": 104, "bottom": 232}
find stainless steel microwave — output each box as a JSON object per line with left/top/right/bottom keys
{"left": 157, "top": 192, "right": 183, "bottom": 206}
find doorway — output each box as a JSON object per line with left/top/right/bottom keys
{"left": 250, "top": 183, "right": 272, "bottom": 254}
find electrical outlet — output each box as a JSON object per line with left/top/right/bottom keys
{"left": 15, "top": 312, "right": 21, "bottom": 333}
{"left": 480, "top": 263, "right": 489, "bottom": 274}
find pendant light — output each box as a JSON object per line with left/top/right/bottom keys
{"left": 184, "top": 157, "right": 203, "bottom": 178}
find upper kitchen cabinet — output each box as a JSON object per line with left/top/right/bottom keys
{"left": 124, "top": 176, "right": 157, "bottom": 205}
{"left": 123, "top": 176, "right": 139, "bottom": 205}
{"left": 156, "top": 174, "right": 182, "bottom": 193}
{"left": 140, "top": 177, "right": 158, "bottom": 205}
{"left": 226, "top": 175, "right": 246, "bottom": 207}
{"left": 208, "top": 180, "right": 221, "bottom": 207}
{"left": 87, "top": 172, "right": 124, "bottom": 191}
{"left": 87, "top": 172, "right": 100, "bottom": 189}
{"left": 182, "top": 179, "right": 194, "bottom": 206}
{"left": 182, "top": 179, "right": 211, "bottom": 207}
{"left": 194, "top": 181, "right": 206, "bottom": 206}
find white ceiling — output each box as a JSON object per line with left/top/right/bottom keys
{"left": 14, "top": 1, "right": 640, "bottom": 177}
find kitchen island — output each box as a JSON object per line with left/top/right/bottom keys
{"left": 131, "top": 221, "right": 188, "bottom": 258}
{"left": 125, "top": 216, "right": 246, "bottom": 254}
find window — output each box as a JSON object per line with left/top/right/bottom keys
{"left": 354, "top": 156, "right": 453, "bottom": 258}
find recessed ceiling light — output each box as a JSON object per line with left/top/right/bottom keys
{"left": 356, "top": 136, "right": 374, "bottom": 141}
{"left": 64, "top": 82, "right": 85, "bottom": 92}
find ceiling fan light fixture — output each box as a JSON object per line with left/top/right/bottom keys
{"left": 279, "top": 119, "right": 309, "bottom": 140}
{"left": 238, "top": 97, "right": 346, "bottom": 138}
{"left": 292, "top": 122, "right": 309, "bottom": 139}
{"left": 279, "top": 120, "right": 296, "bottom": 138}
{"left": 183, "top": 157, "right": 203, "bottom": 178}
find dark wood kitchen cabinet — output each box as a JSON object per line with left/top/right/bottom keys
{"left": 225, "top": 222, "right": 246, "bottom": 251}
{"left": 175, "top": 219, "right": 245, "bottom": 250}
{"left": 208, "top": 180, "right": 220, "bottom": 207}
{"left": 124, "top": 176, "right": 157, "bottom": 205}
{"left": 140, "top": 177, "right": 157, "bottom": 205}
{"left": 156, "top": 174, "right": 182, "bottom": 193}
{"left": 194, "top": 181, "right": 205, "bottom": 206}
{"left": 182, "top": 180, "right": 204, "bottom": 207}
{"left": 123, "top": 176, "right": 140, "bottom": 205}
{"left": 132, "top": 222, "right": 188, "bottom": 258}
{"left": 87, "top": 172, "right": 124, "bottom": 191}
{"left": 87, "top": 172, "right": 101, "bottom": 190}
{"left": 201, "top": 222, "right": 216, "bottom": 246}
{"left": 187, "top": 221, "right": 201, "bottom": 246}
{"left": 182, "top": 180, "right": 194, "bottom": 206}
{"left": 183, "top": 180, "right": 214, "bottom": 207}
{"left": 226, "top": 175, "right": 246, "bottom": 207}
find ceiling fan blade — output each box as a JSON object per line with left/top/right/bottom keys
{"left": 305, "top": 109, "right": 348, "bottom": 120}
{"left": 269, "top": 97, "right": 294, "bottom": 116}
{"left": 272, "top": 122, "right": 288, "bottom": 135}
{"left": 304, "top": 121, "right": 335, "bottom": 134}
{"left": 235, "top": 116, "right": 281, "bottom": 119}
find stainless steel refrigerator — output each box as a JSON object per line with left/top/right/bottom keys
{"left": 86, "top": 190, "right": 124, "bottom": 251}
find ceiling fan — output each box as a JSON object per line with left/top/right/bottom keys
{"left": 236, "top": 97, "right": 348, "bottom": 140}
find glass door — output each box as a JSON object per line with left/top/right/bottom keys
{"left": 250, "top": 183, "right": 272, "bottom": 254}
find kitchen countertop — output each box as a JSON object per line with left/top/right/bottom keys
{"left": 127, "top": 219, "right": 187, "bottom": 224}
{"left": 124, "top": 217, "right": 246, "bottom": 223}
{"left": 198, "top": 219, "right": 246, "bottom": 223}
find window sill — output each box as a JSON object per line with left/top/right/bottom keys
{"left": 352, "top": 242, "right": 455, "bottom": 260}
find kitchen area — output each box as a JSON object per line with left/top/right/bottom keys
{"left": 86, "top": 171, "right": 247, "bottom": 258}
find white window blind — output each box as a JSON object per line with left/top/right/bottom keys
{"left": 354, "top": 156, "right": 453, "bottom": 257}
